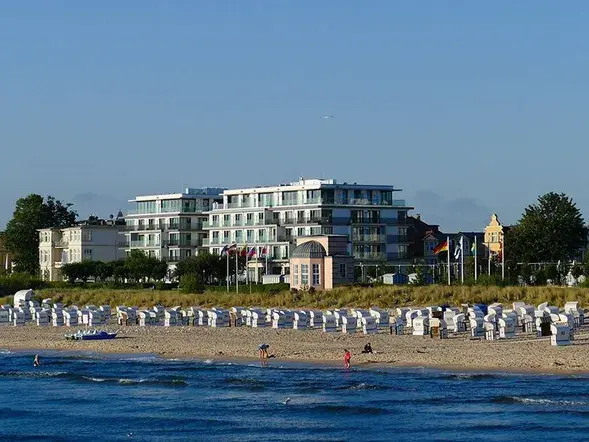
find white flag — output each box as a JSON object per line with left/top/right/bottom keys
{"left": 454, "top": 237, "right": 463, "bottom": 260}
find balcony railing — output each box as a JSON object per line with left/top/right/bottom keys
{"left": 354, "top": 252, "right": 387, "bottom": 261}
{"left": 53, "top": 240, "right": 69, "bottom": 248}
{"left": 127, "top": 241, "right": 161, "bottom": 248}
{"left": 162, "top": 240, "right": 193, "bottom": 247}
{"left": 122, "top": 223, "right": 203, "bottom": 232}
{"left": 352, "top": 234, "right": 386, "bottom": 243}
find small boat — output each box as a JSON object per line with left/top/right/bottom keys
{"left": 65, "top": 330, "right": 117, "bottom": 341}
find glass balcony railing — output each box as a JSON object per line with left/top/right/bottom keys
{"left": 352, "top": 234, "right": 386, "bottom": 242}
{"left": 122, "top": 223, "right": 203, "bottom": 231}
{"left": 354, "top": 252, "right": 386, "bottom": 261}
{"left": 128, "top": 241, "right": 161, "bottom": 248}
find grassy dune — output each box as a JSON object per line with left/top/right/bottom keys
{"left": 2, "top": 285, "right": 587, "bottom": 309}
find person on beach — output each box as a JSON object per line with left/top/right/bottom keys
{"left": 362, "top": 343, "right": 373, "bottom": 354}
{"left": 344, "top": 349, "right": 351, "bottom": 369}
{"left": 33, "top": 354, "right": 40, "bottom": 367}
{"left": 258, "top": 344, "right": 270, "bottom": 359}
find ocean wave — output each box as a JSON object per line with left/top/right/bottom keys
{"left": 443, "top": 373, "right": 500, "bottom": 381}
{"left": 306, "top": 404, "right": 390, "bottom": 416}
{"left": 223, "top": 377, "right": 266, "bottom": 391}
{"left": 0, "top": 349, "right": 12, "bottom": 355}
{"left": 0, "top": 370, "right": 68, "bottom": 379}
{"left": 493, "top": 396, "right": 589, "bottom": 406}
{"left": 73, "top": 375, "right": 188, "bottom": 387}
{"left": 337, "top": 382, "right": 390, "bottom": 391}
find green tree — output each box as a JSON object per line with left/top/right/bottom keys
{"left": 124, "top": 250, "right": 168, "bottom": 282}
{"left": 505, "top": 192, "right": 586, "bottom": 265}
{"left": 4, "top": 194, "right": 76, "bottom": 274}
{"left": 94, "top": 261, "right": 114, "bottom": 282}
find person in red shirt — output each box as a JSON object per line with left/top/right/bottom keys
{"left": 344, "top": 349, "right": 351, "bottom": 369}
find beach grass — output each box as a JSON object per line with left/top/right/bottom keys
{"left": 2, "top": 284, "right": 587, "bottom": 309}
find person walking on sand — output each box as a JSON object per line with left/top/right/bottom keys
{"left": 258, "top": 343, "right": 270, "bottom": 360}
{"left": 344, "top": 349, "right": 351, "bottom": 369}
{"left": 33, "top": 354, "right": 40, "bottom": 367}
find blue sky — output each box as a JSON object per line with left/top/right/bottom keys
{"left": 2, "top": 1, "right": 589, "bottom": 231}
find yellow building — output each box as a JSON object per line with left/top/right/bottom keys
{"left": 483, "top": 214, "right": 508, "bottom": 254}
{"left": 0, "top": 234, "right": 12, "bottom": 272}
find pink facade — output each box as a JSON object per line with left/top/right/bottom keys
{"left": 289, "top": 235, "right": 355, "bottom": 291}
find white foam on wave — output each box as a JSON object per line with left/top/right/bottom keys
{"left": 83, "top": 376, "right": 107, "bottom": 382}
{"left": 510, "top": 396, "right": 588, "bottom": 406}
{"left": 0, "top": 349, "right": 12, "bottom": 355}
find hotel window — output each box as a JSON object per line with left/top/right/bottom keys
{"left": 82, "top": 230, "right": 92, "bottom": 242}
{"left": 213, "top": 231, "right": 219, "bottom": 239}
{"left": 246, "top": 213, "right": 253, "bottom": 224}
{"left": 258, "top": 229, "right": 265, "bottom": 241}
{"left": 235, "top": 214, "right": 242, "bottom": 225}
{"left": 301, "top": 264, "right": 309, "bottom": 286}
{"left": 246, "top": 229, "right": 254, "bottom": 241}
{"left": 312, "top": 264, "right": 320, "bottom": 286}
{"left": 223, "top": 231, "right": 229, "bottom": 241}
{"left": 297, "top": 227, "right": 305, "bottom": 236}
{"left": 257, "top": 213, "right": 264, "bottom": 224}
{"left": 223, "top": 215, "right": 231, "bottom": 226}
{"left": 293, "top": 265, "right": 299, "bottom": 285}
{"left": 339, "top": 263, "right": 347, "bottom": 278}
{"left": 83, "top": 249, "right": 93, "bottom": 260}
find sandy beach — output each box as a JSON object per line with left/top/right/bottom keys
{"left": 2, "top": 324, "right": 589, "bottom": 373}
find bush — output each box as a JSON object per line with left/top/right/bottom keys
{"left": 180, "top": 274, "right": 204, "bottom": 294}
{"left": 0, "top": 273, "right": 45, "bottom": 297}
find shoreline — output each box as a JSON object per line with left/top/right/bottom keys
{"left": 3, "top": 324, "right": 589, "bottom": 376}
{"left": 4, "top": 346, "right": 589, "bottom": 377}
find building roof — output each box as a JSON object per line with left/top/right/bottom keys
{"left": 291, "top": 241, "right": 327, "bottom": 259}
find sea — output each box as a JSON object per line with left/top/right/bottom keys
{"left": 1, "top": 350, "right": 589, "bottom": 442}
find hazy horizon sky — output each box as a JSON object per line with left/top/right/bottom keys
{"left": 2, "top": 1, "right": 589, "bottom": 231}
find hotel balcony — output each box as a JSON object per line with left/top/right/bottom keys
{"left": 122, "top": 223, "right": 203, "bottom": 232}
{"left": 352, "top": 234, "right": 386, "bottom": 243}
{"left": 354, "top": 252, "right": 387, "bottom": 261}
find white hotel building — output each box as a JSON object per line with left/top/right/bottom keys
{"left": 203, "top": 178, "right": 412, "bottom": 276}
{"left": 121, "top": 188, "right": 224, "bottom": 268}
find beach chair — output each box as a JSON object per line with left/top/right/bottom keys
{"left": 341, "top": 315, "right": 357, "bottom": 334}
{"left": 498, "top": 317, "right": 515, "bottom": 338}
{"left": 550, "top": 323, "right": 571, "bottom": 346}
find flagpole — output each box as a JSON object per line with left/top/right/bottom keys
{"left": 460, "top": 236, "right": 464, "bottom": 284}
{"left": 487, "top": 242, "right": 491, "bottom": 276}
{"left": 226, "top": 247, "right": 229, "bottom": 292}
{"left": 474, "top": 236, "right": 478, "bottom": 282}
{"left": 247, "top": 245, "right": 252, "bottom": 294}
{"left": 235, "top": 244, "right": 239, "bottom": 294}
{"left": 501, "top": 234, "right": 505, "bottom": 281}
{"left": 265, "top": 244, "right": 268, "bottom": 275}
{"left": 447, "top": 236, "right": 451, "bottom": 286}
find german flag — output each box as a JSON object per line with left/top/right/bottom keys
{"left": 433, "top": 240, "right": 449, "bottom": 255}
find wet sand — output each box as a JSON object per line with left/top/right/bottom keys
{"left": 2, "top": 323, "right": 589, "bottom": 373}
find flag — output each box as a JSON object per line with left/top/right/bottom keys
{"left": 240, "top": 245, "right": 248, "bottom": 257}
{"left": 247, "top": 247, "right": 257, "bottom": 259}
{"left": 471, "top": 241, "right": 476, "bottom": 255}
{"left": 454, "top": 236, "right": 463, "bottom": 260}
{"left": 227, "top": 243, "right": 237, "bottom": 254}
{"left": 433, "top": 240, "right": 448, "bottom": 255}
{"left": 220, "top": 244, "right": 229, "bottom": 257}
{"left": 260, "top": 246, "right": 268, "bottom": 257}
